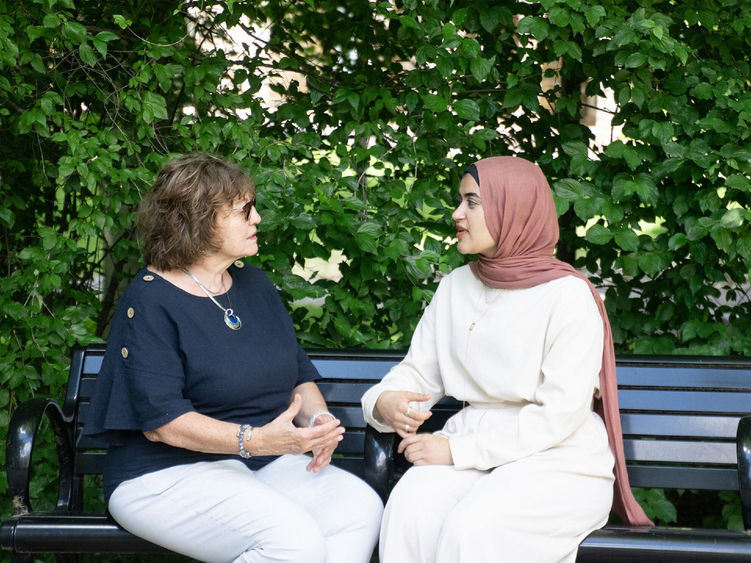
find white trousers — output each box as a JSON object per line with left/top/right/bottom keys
{"left": 108, "top": 455, "right": 383, "bottom": 563}
{"left": 379, "top": 432, "right": 614, "bottom": 563}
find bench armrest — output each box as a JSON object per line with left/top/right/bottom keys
{"left": 737, "top": 415, "right": 751, "bottom": 530}
{"left": 5, "top": 398, "right": 75, "bottom": 515}
{"left": 364, "top": 425, "right": 396, "bottom": 503}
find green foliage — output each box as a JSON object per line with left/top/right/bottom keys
{"left": 1, "top": 0, "right": 750, "bottom": 533}
{"left": 634, "top": 487, "right": 678, "bottom": 525}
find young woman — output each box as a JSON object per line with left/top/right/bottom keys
{"left": 362, "top": 156, "right": 651, "bottom": 562}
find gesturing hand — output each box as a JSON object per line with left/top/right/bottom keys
{"left": 398, "top": 433, "right": 453, "bottom": 466}
{"left": 307, "top": 412, "right": 338, "bottom": 472}
{"left": 374, "top": 390, "right": 432, "bottom": 438}
{"left": 251, "top": 395, "right": 344, "bottom": 457}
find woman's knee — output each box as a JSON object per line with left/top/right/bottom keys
{"left": 236, "top": 512, "right": 326, "bottom": 563}
{"left": 352, "top": 481, "right": 385, "bottom": 529}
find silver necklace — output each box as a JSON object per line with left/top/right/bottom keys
{"left": 183, "top": 268, "right": 242, "bottom": 330}
{"left": 468, "top": 284, "right": 504, "bottom": 331}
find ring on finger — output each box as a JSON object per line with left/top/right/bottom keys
{"left": 405, "top": 423, "right": 410, "bottom": 432}
{"left": 406, "top": 406, "right": 412, "bottom": 417}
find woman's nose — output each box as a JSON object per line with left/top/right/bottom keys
{"left": 250, "top": 206, "right": 261, "bottom": 224}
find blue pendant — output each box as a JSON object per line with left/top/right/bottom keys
{"left": 224, "top": 309, "right": 242, "bottom": 330}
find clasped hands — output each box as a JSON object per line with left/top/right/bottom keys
{"left": 375, "top": 390, "right": 453, "bottom": 466}
{"left": 253, "top": 394, "right": 343, "bottom": 473}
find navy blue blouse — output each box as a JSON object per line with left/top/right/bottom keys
{"left": 83, "top": 262, "right": 320, "bottom": 502}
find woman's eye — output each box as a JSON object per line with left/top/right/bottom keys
{"left": 467, "top": 200, "right": 478, "bottom": 208}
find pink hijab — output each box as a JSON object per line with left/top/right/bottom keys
{"left": 468, "top": 156, "right": 652, "bottom": 527}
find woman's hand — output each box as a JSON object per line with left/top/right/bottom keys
{"left": 251, "top": 394, "right": 344, "bottom": 458}
{"left": 307, "top": 412, "right": 338, "bottom": 472}
{"left": 374, "top": 390, "right": 432, "bottom": 438}
{"left": 397, "top": 434, "right": 453, "bottom": 466}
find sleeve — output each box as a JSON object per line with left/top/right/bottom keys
{"left": 447, "top": 281, "right": 604, "bottom": 470}
{"left": 361, "top": 294, "right": 445, "bottom": 432}
{"left": 83, "top": 284, "right": 195, "bottom": 442}
{"left": 295, "top": 342, "right": 321, "bottom": 385}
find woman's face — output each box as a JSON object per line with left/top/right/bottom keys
{"left": 214, "top": 196, "right": 262, "bottom": 261}
{"left": 452, "top": 175, "right": 497, "bottom": 257}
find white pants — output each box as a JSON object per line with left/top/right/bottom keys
{"left": 380, "top": 430, "right": 614, "bottom": 563}
{"left": 108, "top": 455, "right": 383, "bottom": 563}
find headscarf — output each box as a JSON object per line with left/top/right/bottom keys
{"left": 468, "top": 156, "right": 653, "bottom": 527}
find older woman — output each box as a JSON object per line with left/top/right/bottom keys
{"left": 84, "top": 153, "right": 382, "bottom": 563}
{"left": 362, "top": 156, "right": 651, "bottom": 562}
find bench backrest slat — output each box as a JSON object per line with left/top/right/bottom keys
{"left": 621, "top": 413, "right": 740, "bottom": 438}
{"left": 624, "top": 439, "right": 736, "bottom": 464}
{"left": 627, "top": 465, "right": 738, "bottom": 490}
{"left": 618, "top": 389, "right": 751, "bottom": 414}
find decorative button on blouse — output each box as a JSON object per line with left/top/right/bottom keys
{"left": 143, "top": 275, "right": 154, "bottom": 282}
{"left": 127, "top": 307, "right": 135, "bottom": 318}
{"left": 121, "top": 347, "right": 129, "bottom": 359}
{"left": 234, "top": 260, "right": 245, "bottom": 269}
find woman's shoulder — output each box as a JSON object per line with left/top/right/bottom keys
{"left": 119, "top": 267, "right": 168, "bottom": 304}
{"left": 437, "top": 264, "right": 476, "bottom": 287}
{"left": 545, "top": 273, "right": 591, "bottom": 292}
{"left": 542, "top": 274, "right": 601, "bottom": 318}
{"left": 230, "top": 260, "right": 275, "bottom": 289}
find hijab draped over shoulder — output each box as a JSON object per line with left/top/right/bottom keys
{"left": 468, "top": 156, "right": 652, "bottom": 527}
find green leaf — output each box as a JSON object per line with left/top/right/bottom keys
{"left": 142, "top": 91, "right": 168, "bottom": 123}
{"left": 623, "top": 146, "right": 642, "bottom": 170}
{"left": 548, "top": 6, "right": 569, "bottom": 27}
{"left": 584, "top": 6, "right": 606, "bottom": 26}
{"left": 517, "top": 16, "right": 549, "bottom": 40}
{"left": 436, "top": 56, "right": 453, "bottom": 78}
{"left": 554, "top": 179, "right": 582, "bottom": 201}
{"left": 113, "top": 14, "right": 132, "bottom": 29}
{"left": 614, "top": 229, "right": 640, "bottom": 251}
{"left": 726, "top": 174, "right": 750, "bottom": 192}
{"left": 633, "top": 174, "right": 658, "bottom": 205}
{"left": 690, "top": 82, "right": 714, "bottom": 100}
{"left": 95, "top": 31, "right": 119, "bottom": 42}
{"left": 720, "top": 208, "right": 744, "bottom": 229}
{"left": 0, "top": 205, "right": 15, "bottom": 227}
{"left": 422, "top": 94, "right": 447, "bottom": 113}
{"left": 574, "top": 197, "right": 605, "bottom": 220}
{"left": 470, "top": 57, "right": 493, "bottom": 82}
{"left": 355, "top": 221, "right": 381, "bottom": 254}
{"left": 454, "top": 99, "right": 480, "bottom": 121}
{"left": 562, "top": 141, "right": 588, "bottom": 157}
{"left": 42, "top": 14, "right": 60, "bottom": 28}
{"left": 668, "top": 233, "right": 689, "bottom": 250}
{"left": 624, "top": 52, "right": 647, "bottom": 69}
{"left": 637, "top": 253, "right": 664, "bottom": 277}
{"left": 79, "top": 41, "right": 98, "bottom": 66}
{"left": 479, "top": 8, "right": 501, "bottom": 33}
{"left": 585, "top": 224, "right": 613, "bottom": 245}
{"left": 62, "top": 21, "right": 87, "bottom": 44}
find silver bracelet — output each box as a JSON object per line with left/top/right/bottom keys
{"left": 237, "top": 424, "right": 253, "bottom": 458}
{"left": 308, "top": 410, "right": 334, "bottom": 428}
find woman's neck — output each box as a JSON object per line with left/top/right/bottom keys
{"left": 148, "top": 256, "right": 234, "bottom": 296}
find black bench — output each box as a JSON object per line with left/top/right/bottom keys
{"left": 2, "top": 344, "right": 751, "bottom": 562}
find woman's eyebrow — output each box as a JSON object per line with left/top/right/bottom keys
{"left": 461, "top": 191, "right": 482, "bottom": 199}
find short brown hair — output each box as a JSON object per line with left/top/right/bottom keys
{"left": 137, "top": 153, "right": 255, "bottom": 270}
